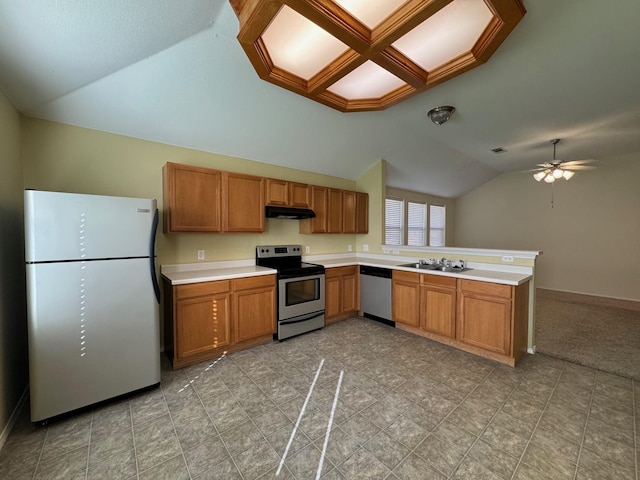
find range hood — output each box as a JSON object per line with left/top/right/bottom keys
{"left": 265, "top": 206, "right": 316, "bottom": 219}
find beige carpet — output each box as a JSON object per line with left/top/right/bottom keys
{"left": 535, "top": 288, "right": 640, "bottom": 380}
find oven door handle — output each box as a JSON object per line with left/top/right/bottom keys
{"left": 279, "top": 311, "right": 324, "bottom": 326}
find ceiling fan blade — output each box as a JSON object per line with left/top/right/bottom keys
{"left": 564, "top": 165, "right": 596, "bottom": 171}
{"left": 560, "top": 159, "right": 597, "bottom": 167}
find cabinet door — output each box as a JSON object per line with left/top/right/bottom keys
{"left": 233, "top": 276, "right": 276, "bottom": 342}
{"left": 289, "top": 182, "right": 311, "bottom": 208}
{"left": 300, "top": 186, "right": 328, "bottom": 233}
{"left": 325, "top": 268, "right": 342, "bottom": 319}
{"left": 420, "top": 284, "right": 456, "bottom": 338}
{"left": 457, "top": 292, "right": 512, "bottom": 355}
{"left": 392, "top": 272, "right": 420, "bottom": 327}
{"left": 265, "top": 178, "right": 289, "bottom": 206}
{"left": 341, "top": 266, "right": 358, "bottom": 313}
{"left": 343, "top": 191, "right": 357, "bottom": 233}
{"left": 356, "top": 192, "right": 368, "bottom": 234}
{"left": 163, "top": 162, "right": 221, "bottom": 233}
{"left": 223, "top": 172, "right": 265, "bottom": 232}
{"left": 175, "top": 292, "right": 231, "bottom": 360}
{"left": 327, "top": 189, "right": 344, "bottom": 233}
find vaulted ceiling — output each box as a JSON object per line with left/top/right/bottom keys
{"left": 1, "top": 0, "right": 639, "bottom": 198}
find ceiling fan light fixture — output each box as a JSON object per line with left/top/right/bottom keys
{"left": 427, "top": 106, "right": 455, "bottom": 125}
{"left": 552, "top": 168, "right": 564, "bottom": 179}
{"left": 562, "top": 170, "right": 575, "bottom": 180}
{"left": 544, "top": 174, "right": 555, "bottom": 183}
{"left": 533, "top": 171, "right": 546, "bottom": 182}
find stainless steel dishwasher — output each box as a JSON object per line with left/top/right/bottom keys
{"left": 359, "top": 265, "right": 394, "bottom": 325}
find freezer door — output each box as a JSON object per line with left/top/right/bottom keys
{"left": 26, "top": 258, "right": 160, "bottom": 421}
{"left": 25, "top": 190, "right": 156, "bottom": 262}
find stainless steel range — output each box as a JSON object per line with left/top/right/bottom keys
{"left": 256, "top": 245, "right": 325, "bottom": 340}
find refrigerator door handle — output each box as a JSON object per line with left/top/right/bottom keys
{"left": 150, "top": 209, "right": 161, "bottom": 303}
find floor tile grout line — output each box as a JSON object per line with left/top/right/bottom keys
{"left": 632, "top": 379, "right": 638, "bottom": 480}
{"left": 128, "top": 399, "right": 141, "bottom": 480}
{"left": 31, "top": 416, "right": 49, "bottom": 480}
{"left": 508, "top": 360, "right": 569, "bottom": 480}
{"left": 157, "top": 381, "right": 197, "bottom": 480}
{"left": 185, "top": 357, "right": 248, "bottom": 480}
{"left": 83, "top": 410, "right": 94, "bottom": 480}
{"left": 570, "top": 365, "right": 598, "bottom": 480}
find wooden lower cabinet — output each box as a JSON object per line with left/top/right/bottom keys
{"left": 392, "top": 271, "right": 420, "bottom": 327}
{"left": 164, "top": 275, "right": 276, "bottom": 369}
{"left": 393, "top": 273, "right": 529, "bottom": 366}
{"left": 233, "top": 276, "right": 276, "bottom": 342}
{"left": 325, "top": 266, "right": 359, "bottom": 323}
{"left": 457, "top": 279, "right": 529, "bottom": 364}
{"left": 420, "top": 276, "right": 456, "bottom": 338}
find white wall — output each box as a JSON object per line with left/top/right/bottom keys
{"left": 454, "top": 153, "right": 640, "bottom": 301}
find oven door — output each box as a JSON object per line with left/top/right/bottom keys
{"left": 278, "top": 274, "right": 325, "bottom": 321}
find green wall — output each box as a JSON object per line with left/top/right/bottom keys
{"left": 0, "top": 91, "right": 28, "bottom": 441}
{"left": 21, "top": 118, "right": 384, "bottom": 265}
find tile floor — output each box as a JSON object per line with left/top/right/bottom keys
{"left": 0, "top": 317, "right": 638, "bottom": 480}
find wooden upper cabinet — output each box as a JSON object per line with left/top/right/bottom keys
{"left": 163, "top": 162, "right": 222, "bottom": 233}
{"left": 265, "top": 179, "right": 311, "bottom": 208}
{"left": 223, "top": 172, "right": 265, "bottom": 232}
{"left": 300, "top": 185, "right": 328, "bottom": 234}
{"left": 289, "top": 182, "right": 311, "bottom": 208}
{"left": 327, "top": 188, "right": 343, "bottom": 233}
{"left": 356, "top": 192, "right": 368, "bottom": 234}
{"left": 343, "top": 191, "right": 357, "bottom": 234}
{"left": 265, "top": 178, "right": 289, "bottom": 206}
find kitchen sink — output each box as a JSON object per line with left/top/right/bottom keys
{"left": 397, "top": 262, "right": 471, "bottom": 273}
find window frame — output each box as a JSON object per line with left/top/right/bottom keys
{"left": 384, "top": 196, "right": 446, "bottom": 247}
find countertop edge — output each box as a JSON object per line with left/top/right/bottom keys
{"left": 162, "top": 266, "right": 277, "bottom": 285}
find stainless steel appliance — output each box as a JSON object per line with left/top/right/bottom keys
{"left": 256, "top": 245, "right": 325, "bottom": 340}
{"left": 24, "top": 190, "right": 161, "bottom": 422}
{"left": 359, "top": 265, "right": 394, "bottom": 325}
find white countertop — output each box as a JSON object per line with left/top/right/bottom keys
{"left": 162, "top": 255, "right": 531, "bottom": 286}
{"left": 313, "top": 256, "right": 531, "bottom": 286}
{"left": 162, "top": 265, "right": 276, "bottom": 285}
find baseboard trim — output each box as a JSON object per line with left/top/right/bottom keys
{"left": 0, "top": 386, "right": 29, "bottom": 451}
{"left": 536, "top": 287, "right": 640, "bottom": 304}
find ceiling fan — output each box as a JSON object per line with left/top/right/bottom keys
{"left": 531, "top": 139, "right": 596, "bottom": 183}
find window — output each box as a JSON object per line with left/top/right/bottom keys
{"left": 407, "top": 202, "right": 426, "bottom": 246}
{"left": 385, "top": 197, "right": 446, "bottom": 247}
{"left": 384, "top": 198, "right": 403, "bottom": 245}
{"left": 429, "top": 205, "right": 446, "bottom": 247}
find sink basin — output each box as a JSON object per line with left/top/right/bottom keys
{"left": 398, "top": 262, "right": 440, "bottom": 270}
{"left": 398, "top": 263, "right": 471, "bottom": 273}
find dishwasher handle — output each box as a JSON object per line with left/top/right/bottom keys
{"left": 359, "top": 265, "right": 392, "bottom": 279}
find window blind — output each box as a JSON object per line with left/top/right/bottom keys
{"left": 429, "top": 205, "right": 446, "bottom": 246}
{"left": 407, "top": 202, "right": 426, "bottom": 246}
{"left": 385, "top": 198, "right": 403, "bottom": 245}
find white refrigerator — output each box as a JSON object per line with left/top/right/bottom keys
{"left": 24, "top": 190, "right": 161, "bottom": 422}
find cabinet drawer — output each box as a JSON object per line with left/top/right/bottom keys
{"left": 325, "top": 267, "right": 342, "bottom": 279}
{"left": 341, "top": 265, "right": 357, "bottom": 276}
{"left": 459, "top": 279, "right": 512, "bottom": 298}
{"left": 233, "top": 274, "right": 275, "bottom": 291}
{"left": 176, "top": 280, "right": 230, "bottom": 300}
{"left": 393, "top": 270, "right": 419, "bottom": 283}
{"left": 421, "top": 274, "right": 456, "bottom": 288}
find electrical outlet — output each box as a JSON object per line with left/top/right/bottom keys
{"left": 348, "top": 245, "right": 352, "bottom": 252}
{"left": 392, "top": 249, "right": 399, "bottom": 254}
{"left": 363, "top": 244, "right": 369, "bottom": 252}
{"left": 197, "top": 250, "right": 205, "bottom": 260}
{"left": 501, "top": 255, "right": 514, "bottom": 263}
{"left": 305, "top": 246, "right": 310, "bottom": 254}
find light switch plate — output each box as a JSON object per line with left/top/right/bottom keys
{"left": 197, "top": 250, "right": 205, "bottom": 260}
